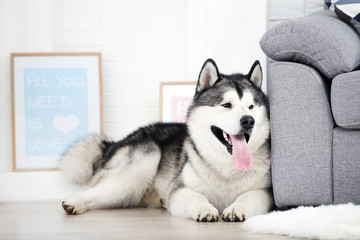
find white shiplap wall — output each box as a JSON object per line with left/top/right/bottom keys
{"left": 268, "top": 0, "right": 324, "bottom": 28}
{"left": 54, "top": 0, "right": 188, "bottom": 140}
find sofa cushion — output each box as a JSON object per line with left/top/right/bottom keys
{"left": 331, "top": 71, "right": 360, "bottom": 129}
{"left": 260, "top": 10, "right": 360, "bottom": 79}
{"left": 335, "top": 0, "right": 360, "bottom": 35}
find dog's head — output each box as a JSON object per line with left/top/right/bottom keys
{"left": 187, "top": 59, "right": 270, "bottom": 171}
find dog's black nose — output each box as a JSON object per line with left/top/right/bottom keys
{"left": 240, "top": 116, "right": 255, "bottom": 130}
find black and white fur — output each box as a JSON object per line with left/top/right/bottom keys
{"left": 61, "top": 59, "right": 273, "bottom": 222}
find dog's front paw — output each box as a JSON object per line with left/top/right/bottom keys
{"left": 192, "top": 204, "right": 219, "bottom": 222}
{"left": 221, "top": 204, "right": 249, "bottom": 222}
{"left": 62, "top": 198, "right": 87, "bottom": 215}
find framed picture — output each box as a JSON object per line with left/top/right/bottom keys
{"left": 159, "top": 82, "right": 196, "bottom": 123}
{"left": 11, "top": 53, "right": 103, "bottom": 171}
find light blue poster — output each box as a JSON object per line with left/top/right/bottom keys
{"left": 24, "top": 68, "right": 88, "bottom": 156}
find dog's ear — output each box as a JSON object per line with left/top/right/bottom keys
{"left": 196, "top": 59, "right": 219, "bottom": 94}
{"left": 248, "top": 60, "right": 262, "bottom": 88}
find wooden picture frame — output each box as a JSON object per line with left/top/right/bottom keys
{"left": 11, "top": 53, "right": 103, "bottom": 171}
{"left": 159, "top": 82, "right": 196, "bottom": 123}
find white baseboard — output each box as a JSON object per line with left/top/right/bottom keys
{"left": 0, "top": 171, "right": 71, "bottom": 202}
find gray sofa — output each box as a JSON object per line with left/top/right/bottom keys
{"left": 260, "top": 10, "right": 360, "bottom": 207}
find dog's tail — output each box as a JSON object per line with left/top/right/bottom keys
{"left": 59, "top": 134, "right": 113, "bottom": 187}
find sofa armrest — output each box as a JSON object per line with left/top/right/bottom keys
{"left": 260, "top": 10, "right": 360, "bottom": 79}
{"left": 268, "top": 62, "right": 335, "bottom": 207}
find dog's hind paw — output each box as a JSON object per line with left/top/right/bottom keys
{"left": 62, "top": 199, "right": 87, "bottom": 215}
{"left": 193, "top": 204, "right": 219, "bottom": 222}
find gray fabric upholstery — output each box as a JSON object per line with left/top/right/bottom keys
{"left": 260, "top": 10, "right": 360, "bottom": 79}
{"left": 331, "top": 71, "right": 360, "bottom": 129}
{"left": 268, "top": 62, "right": 334, "bottom": 207}
{"left": 333, "top": 128, "right": 360, "bottom": 204}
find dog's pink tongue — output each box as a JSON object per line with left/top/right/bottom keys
{"left": 230, "top": 134, "right": 253, "bottom": 171}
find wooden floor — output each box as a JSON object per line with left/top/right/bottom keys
{"left": 0, "top": 202, "right": 306, "bottom": 240}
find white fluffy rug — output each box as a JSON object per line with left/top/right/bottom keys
{"left": 243, "top": 203, "right": 360, "bottom": 240}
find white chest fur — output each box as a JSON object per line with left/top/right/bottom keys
{"left": 182, "top": 142, "right": 271, "bottom": 212}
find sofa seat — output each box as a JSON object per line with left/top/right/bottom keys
{"left": 331, "top": 71, "right": 360, "bottom": 129}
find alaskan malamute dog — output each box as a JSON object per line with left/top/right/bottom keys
{"left": 61, "top": 59, "right": 273, "bottom": 222}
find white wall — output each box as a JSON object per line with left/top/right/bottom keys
{"left": 187, "top": 0, "right": 267, "bottom": 91}
{"left": 0, "top": 0, "right": 322, "bottom": 201}
{"left": 0, "top": 0, "right": 63, "bottom": 201}
{"left": 0, "top": 0, "right": 54, "bottom": 172}
{"left": 54, "top": 0, "right": 188, "bottom": 141}
{"left": 268, "top": 0, "right": 323, "bottom": 28}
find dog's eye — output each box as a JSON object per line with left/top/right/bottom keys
{"left": 249, "top": 105, "right": 254, "bottom": 110}
{"left": 221, "top": 103, "right": 232, "bottom": 108}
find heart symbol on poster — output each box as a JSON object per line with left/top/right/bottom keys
{"left": 52, "top": 114, "right": 79, "bottom": 135}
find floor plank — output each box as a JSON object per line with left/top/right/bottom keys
{"left": 0, "top": 202, "right": 306, "bottom": 240}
